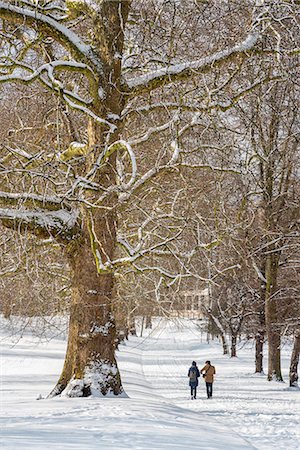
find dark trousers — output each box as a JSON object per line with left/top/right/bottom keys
{"left": 190, "top": 386, "right": 197, "bottom": 398}
{"left": 206, "top": 382, "right": 213, "bottom": 398}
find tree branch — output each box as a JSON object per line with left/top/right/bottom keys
{"left": 0, "top": 2, "right": 103, "bottom": 73}
{"left": 0, "top": 208, "right": 80, "bottom": 240}
{"left": 126, "top": 33, "right": 259, "bottom": 95}
{"left": 0, "top": 191, "right": 66, "bottom": 210}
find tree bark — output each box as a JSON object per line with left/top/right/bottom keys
{"left": 221, "top": 334, "right": 229, "bottom": 355}
{"left": 255, "top": 306, "right": 265, "bottom": 373}
{"left": 206, "top": 310, "right": 229, "bottom": 355}
{"left": 231, "top": 333, "right": 237, "bottom": 357}
{"left": 265, "top": 253, "right": 283, "bottom": 381}
{"left": 128, "top": 315, "right": 137, "bottom": 336}
{"left": 255, "top": 329, "right": 265, "bottom": 373}
{"left": 289, "top": 331, "right": 300, "bottom": 388}
{"left": 146, "top": 315, "right": 152, "bottom": 329}
{"left": 49, "top": 207, "right": 122, "bottom": 397}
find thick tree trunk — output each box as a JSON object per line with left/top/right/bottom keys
{"left": 265, "top": 253, "right": 283, "bottom": 381}
{"left": 267, "top": 328, "right": 282, "bottom": 381}
{"left": 48, "top": 0, "right": 131, "bottom": 397}
{"left": 289, "top": 331, "right": 300, "bottom": 388}
{"left": 49, "top": 209, "right": 122, "bottom": 397}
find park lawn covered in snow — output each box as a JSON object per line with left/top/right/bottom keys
{"left": 0, "top": 318, "right": 299, "bottom": 450}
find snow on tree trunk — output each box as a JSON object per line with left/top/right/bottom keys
{"left": 289, "top": 331, "right": 300, "bottom": 388}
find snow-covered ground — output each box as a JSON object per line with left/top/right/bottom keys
{"left": 1, "top": 317, "right": 299, "bottom": 449}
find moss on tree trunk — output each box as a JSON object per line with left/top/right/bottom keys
{"left": 49, "top": 208, "right": 122, "bottom": 397}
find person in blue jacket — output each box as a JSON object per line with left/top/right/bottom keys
{"left": 188, "top": 361, "right": 200, "bottom": 399}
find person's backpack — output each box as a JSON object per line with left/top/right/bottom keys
{"left": 189, "top": 367, "right": 197, "bottom": 381}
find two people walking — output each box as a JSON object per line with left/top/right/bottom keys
{"left": 188, "top": 360, "right": 216, "bottom": 399}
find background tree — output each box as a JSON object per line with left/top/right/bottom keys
{"left": 289, "top": 330, "right": 300, "bottom": 388}
{"left": 237, "top": 79, "right": 300, "bottom": 380}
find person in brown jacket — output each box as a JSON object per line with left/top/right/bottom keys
{"left": 200, "top": 360, "right": 216, "bottom": 398}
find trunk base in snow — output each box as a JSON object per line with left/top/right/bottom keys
{"left": 60, "top": 379, "right": 125, "bottom": 398}
{"left": 49, "top": 371, "right": 125, "bottom": 398}
{"left": 267, "top": 372, "right": 284, "bottom": 382}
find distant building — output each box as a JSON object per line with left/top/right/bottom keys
{"left": 181, "top": 287, "right": 209, "bottom": 318}
{"left": 161, "top": 287, "right": 210, "bottom": 319}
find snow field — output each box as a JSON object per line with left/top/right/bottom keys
{"left": 1, "top": 317, "right": 299, "bottom": 449}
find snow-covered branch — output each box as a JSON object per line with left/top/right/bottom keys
{"left": 113, "top": 230, "right": 183, "bottom": 268}
{"left": 0, "top": 191, "right": 65, "bottom": 210}
{"left": 61, "top": 95, "right": 116, "bottom": 131}
{"left": 104, "top": 140, "right": 137, "bottom": 191}
{"left": 126, "top": 33, "right": 259, "bottom": 95}
{"left": 1, "top": 145, "right": 35, "bottom": 162}
{"left": 251, "top": 257, "right": 267, "bottom": 284}
{"left": 123, "top": 75, "right": 278, "bottom": 119}
{"left": 12, "top": 0, "right": 68, "bottom": 20}
{"left": 0, "top": 208, "right": 79, "bottom": 240}
{"left": 178, "top": 163, "right": 241, "bottom": 175}
{"left": 0, "top": 59, "right": 99, "bottom": 107}
{"left": 0, "top": 2, "right": 103, "bottom": 73}
{"left": 91, "top": 219, "right": 183, "bottom": 274}
{"left": 128, "top": 116, "right": 178, "bottom": 146}
{"left": 0, "top": 262, "right": 21, "bottom": 277}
